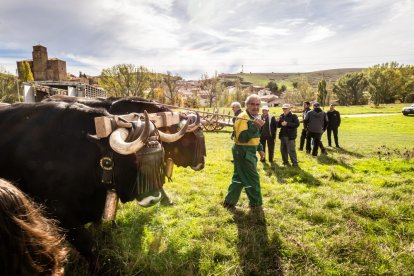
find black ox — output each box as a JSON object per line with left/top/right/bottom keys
{"left": 0, "top": 99, "right": 205, "bottom": 272}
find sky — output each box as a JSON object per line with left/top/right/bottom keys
{"left": 1, "top": 0, "right": 414, "bottom": 80}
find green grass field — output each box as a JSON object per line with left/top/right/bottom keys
{"left": 66, "top": 113, "right": 414, "bottom": 275}
{"left": 201, "top": 103, "right": 408, "bottom": 117}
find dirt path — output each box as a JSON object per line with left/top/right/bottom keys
{"left": 342, "top": 113, "right": 400, "bottom": 118}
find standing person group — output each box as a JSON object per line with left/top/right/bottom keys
{"left": 224, "top": 98, "right": 343, "bottom": 209}
{"left": 304, "top": 102, "right": 329, "bottom": 156}
{"left": 258, "top": 104, "right": 300, "bottom": 167}
{"left": 224, "top": 95, "right": 265, "bottom": 209}
{"left": 327, "top": 104, "right": 341, "bottom": 147}
{"left": 259, "top": 106, "right": 277, "bottom": 163}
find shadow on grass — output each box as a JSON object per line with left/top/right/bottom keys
{"left": 65, "top": 208, "right": 157, "bottom": 276}
{"left": 333, "top": 147, "right": 365, "bottom": 158}
{"left": 316, "top": 154, "right": 354, "bottom": 170}
{"left": 232, "top": 207, "right": 283, "bottom": 275}
{"left": 263, "top": 162, "right": 322, "bottom": 186}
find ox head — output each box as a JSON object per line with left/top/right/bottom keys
{"left": 160, "top": 112, "right": 206, "bottom": 171}
{"left": 109, "top": 98, "right": 206, "bottom": 171}
{"left": 108, "top": 111, "right": 185, "bottom": 207}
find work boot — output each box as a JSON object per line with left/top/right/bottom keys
{"left": 223, "top": 202, "right": 236, "bottom": 211}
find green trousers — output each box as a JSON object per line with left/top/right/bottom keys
{"left": 224, "top": 144, "right": 262, "bottom": 206}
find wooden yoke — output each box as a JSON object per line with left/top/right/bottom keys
{"left": 95, "top": 112, "right": 181, "bottom": 138}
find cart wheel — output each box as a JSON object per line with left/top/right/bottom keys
{"left": 204, "top": 122, "right": 216, "bottom": 131}
{"left": 214, "top": 123, "right": 225, "bottom": 130}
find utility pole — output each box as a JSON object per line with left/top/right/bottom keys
{"left": 16, "top": 79, "right": 20, "bottom": 102}
{"left": 15, "top": 69, "right": 20, "bottom": 102}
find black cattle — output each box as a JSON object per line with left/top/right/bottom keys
{"left": 0, "top": 102, "right": 167, "bottom": 272}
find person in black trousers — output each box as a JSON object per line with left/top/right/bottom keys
{"left": 260, "top": 106, "right": 277, "bottom": 163}
{"left": 299, "top": 101, "right": 326, "bottom": 154}
{"left": 304, "top": 102, "right": 328, "bottom": 156}
{"left": 278, "top": 104, "right": 300, "bottom": 167}
{"left": 327, "top": 104, "right": 341, "bottom": 147}
{"left": 299, "top": 101, "right": 311, "bottom": 150}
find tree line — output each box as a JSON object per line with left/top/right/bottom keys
{"left": 281, "top": 62, "right": 414, "bottom": 106}
{"left": 1, "top": 61, "right": 413, "bottom": 107}
{"left": 333, "top": 62, "right": 414, "bottom": 106}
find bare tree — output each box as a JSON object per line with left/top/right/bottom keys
{"left": 282, "top": 77, "right": 315, "bottom": 104}
{"left": 200, "top": 72, "right": 220, "bottom": 107}
{"left": 163, "top": 71, "right": 181, "bottom": 105}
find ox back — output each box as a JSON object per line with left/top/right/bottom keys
{"left": 0, "top": 102, "right": 147, "bottom": 272}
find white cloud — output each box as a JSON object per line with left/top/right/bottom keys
{"left": 301, "top": 25, "right": 336, "bottom": 43}
{"left": 0, "top": 0, "right": 414, "bottom": 79}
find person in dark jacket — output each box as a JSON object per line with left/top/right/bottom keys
{"left": 278, "top": 103, "right": 300, "bottom": 167}
{"left": 327, "top": 104, "right": 341, "bottom": 147}
{"left": 299, "top": 101, "right": 311, "bottom": 150}
{"left": 230, "top": 101, "right": 242, "bottom": 140}
{"left": 304, "top": 102, "right": 329, "bottom": 156}
{"left": 260, "top": 105, "right": 277, "bottom": 163}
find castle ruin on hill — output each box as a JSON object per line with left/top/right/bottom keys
{"left": 17, "top": 45, "right": 67, "bottom": 81}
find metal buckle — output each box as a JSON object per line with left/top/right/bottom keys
{"left": 100, "top": 157, "right": 113, "bottom": 171}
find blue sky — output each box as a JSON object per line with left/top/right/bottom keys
{"left": 0, "top": 0, "right": 413, "bottom": 80}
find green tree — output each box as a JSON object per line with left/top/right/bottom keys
{"left": 282, "top": 77, "right": 314, "bottom": 104}
{"left": 17, "top": 61, "right": 34, "bottom": 82}
{"left": 266, "top": 81, "right": 278, "bottom": 94}
{"left": 184, "top": 95, "right": 200, "bottom": 108}
{"left": 399, "top": 65, "right": 414, "bottom": 102}
{"left": 333, "top": 72, "right": 368, "bottom": 105}
{"left": 147, "top": 72, "right": 163, "bottom": 100}
{"left": 0, "top": 70, "right": 19, "bottom": 103}
{"left": 99, "top": 64, "right": 151, "bottom": 97}
{"left": 317, "top": 79, "right": 328, "bottom": 107}
{"left": 279, "top": 84, "right": 287, "bottom": 93}
{"left": 365, "top": 62, "right": 403, "bottom": 106}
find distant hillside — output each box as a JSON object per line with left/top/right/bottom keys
{"left": 222, "top": 68, "right": 364, "bottom": 88}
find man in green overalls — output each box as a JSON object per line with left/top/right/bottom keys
{"left": 224, "top": 94, "right": 265, "bottom": 209}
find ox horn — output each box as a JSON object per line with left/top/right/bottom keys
{"left": 158, "top": 118, "right": 189, "bottom": 143}
{"left": 137, "top": 191, "right": 162, "bottom": 207}
{"left": 109, "top": 111, "right": 152, "bottom": 155}
{"left": 186, "top": 112, "right": 201, "bottom": 132}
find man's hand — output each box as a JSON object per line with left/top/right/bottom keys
{"left": 259, "top": 151, "right": 265, "bottom": 160}
{"left": 253, "top": 118, "right": 265, "bottom": 128}
{"left": 281, "top": 121, "right": 288, "bottom": 126}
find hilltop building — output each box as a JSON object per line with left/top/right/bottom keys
{"left": 17, "top": 45, "right": 67, "bottom": 81}
{"left": 17, "top": 45, "right": 106, "bottom": 102}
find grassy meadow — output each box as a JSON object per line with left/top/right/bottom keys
{"left": 66, "top": 110, "right": 414, "bottom": 275}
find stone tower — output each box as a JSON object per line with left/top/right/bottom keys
{"left": 32, "top": 45, "right": 48, "bottom": 81}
